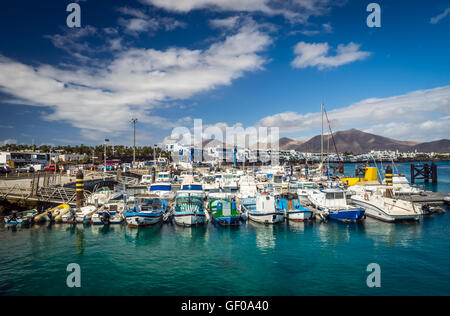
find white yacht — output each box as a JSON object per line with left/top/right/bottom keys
{"left": 351, "top": 186, "right": 423, "bottom": 222}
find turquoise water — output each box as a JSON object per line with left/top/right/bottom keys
{"left": 1, "top": 162, "right": 449, "bottom": 296}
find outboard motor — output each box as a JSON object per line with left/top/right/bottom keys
{"left": 421, "top": 203, "right": 430, "bottom": 215}
{"left": 70, "top": 208, "right": 77, "bottom": 223}
{"left": 101, "top": 210, "right": 111, "bottom": 225}
{"left": 47, "top": 211, "right": 53, "bottom": 223}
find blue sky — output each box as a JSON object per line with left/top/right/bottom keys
{"left": 0, "top": 0, "right": 449, "bottom": 147}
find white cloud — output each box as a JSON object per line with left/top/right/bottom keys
{"left": 258, "top": 86, "right": 450, "bottom": 141}
{"left": 141, "top": 0, "right": 338, "bottom": 23}
{"left": 1, "top": 139, "right": 17, "bottom": 146}
{"left": 210, "top": 16, "right": 241, "bottom": 29}
{"left": 430, "top": 7, "right": 450, "bottom": 24}
{"left": 117, "top": 7, "right": 186, "bottom": 35}
{"left": 0, "top": 20, "right": 272, "bottom": 142}
{"left": 291, "top": 42, "right": 371, "bottom": 70}
{"left": 291, "top": 22, "right": 333, "bottom": 36}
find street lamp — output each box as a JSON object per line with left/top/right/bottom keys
{"left": 153, "top": 144, "right": 158, "bottom": 167}
{"left": 104, "top": 138, "right": 109, "bottom": 175}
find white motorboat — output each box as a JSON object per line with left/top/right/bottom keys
{"left": 351, "top": 186, "right": 423, "bottom": 222}
{"left": 308, "top": 189, "right": 365, "bottom": 222}
{"left": 91, "top": 192, "right": 126, "bottom": 225}
{"left": 86, "top": 187, "right": 113, "bottom": 206}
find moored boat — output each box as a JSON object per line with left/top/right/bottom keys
{"left": 209, "top": 198, "right": 240, "bottom": 226}
{"left": 275, "top": 193, "right": 313, "bottom": 222}
{"left": 4, "top": 209, "right": 38, "bottom": 226}
{"left": 149, "top": 182, "right": 175, "bottom": 200}
{"left": 242, "top": 192, "right": 284, "bottom": 224}
{"left": 125, "top": 195, "right": 167, "bottom": 228}
{"left": 351, "top": 186, "right": 422, "bottom": 222}
{"left": 35, "top": 204, "right": 70, "bottom": 223}
{"left": 308, "top": 189, "right": 365, "bottom": 222}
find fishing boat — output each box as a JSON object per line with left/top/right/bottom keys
{"left": 125, "top": 195, "right": 167, "bottom": 228}
{"left": 209, "top": 198, "right": 240, "bottom": 226}
{"left": 149, "top": 182, "right": 175, "bottom": 200}
{"left": 308, "top": 189, "right": 365, "bottom": 222}
{"left": 35, "top": 204, "right": 70, "bottom": 223}
{"left": 174, "top": 177, "right": 206, "bottom": 226}
{"left": 241, "top": 192, "right": 284, "bottom": 224}
{"left": 174, "top": 192, "right": 206, "bottom": 226}
{"left": 351, "top": 186, "right": 423, "bottom": 222}
{"left": 275, "top": 193, "right": 313, "bottom": 222}
{"left": 4, "top": 209, "right": 38, "bottom": 226}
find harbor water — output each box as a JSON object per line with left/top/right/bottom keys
{"left": 1, "top": 162, "right": 449, "bottom": 296}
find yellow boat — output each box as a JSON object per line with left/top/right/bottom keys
{"left": 34, "top": 204, "right": 70, "bottom": 223}
{"left": 341, "top": 167, "right": 379, "bottom": 186}
{"left": 54, "top": 204, "right": 71, "bottom": 223}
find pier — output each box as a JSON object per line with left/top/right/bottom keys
{"left": 0, "top": 170, "right": 134, "bottom": 207}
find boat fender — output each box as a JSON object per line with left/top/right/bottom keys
{"left": 364, "top": 193, "right": 369, "bottom": 201}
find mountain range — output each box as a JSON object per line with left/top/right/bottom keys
{"left": 194, "top": 129, "right": 449, "bottom": 154}
{"left": 279, "top": 129, "right": 450, "bottom": 154}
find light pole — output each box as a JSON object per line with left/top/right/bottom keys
{"left": 104, "top": 138, "right": 109, "bottom": 176}
{"left": 131, "top": 118, "right": 138, "bottom": 167}
{"left": 153, "top": 144, "right": 157, "bottom": 168}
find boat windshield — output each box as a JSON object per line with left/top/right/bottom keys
{"left": 176, "top": 196, "right": 203, "bottom": 207}
{"left": 325, "top": 192, "right": 345, "bottom": 200}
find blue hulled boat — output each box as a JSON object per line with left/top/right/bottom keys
{"left": 308, "top": 189, "right": 365, "bottom": 222}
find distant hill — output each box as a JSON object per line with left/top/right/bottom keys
{"left": 279, "top": 137, "right": 305, "bottom": 150}
{"left": 412, "top": 139, "right": 450, "bottom": 153}
{"left": 283, "top": 129, "right": 448, "bottom": 154}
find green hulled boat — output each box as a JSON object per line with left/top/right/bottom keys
{"left": 208, "top": 199, "right": 241, "bottom": 226}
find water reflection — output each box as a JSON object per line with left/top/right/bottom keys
{"left": 172, "top": 224, "right": 209, "bottom": 248}
{"left": 124, "top": 223, "right": 163, "bottom": 246}
{"left": 286, "top": 220, "right": 314, "bottom": 233}
{"left": 363, "top": 218, "right": 422, "bottom": 247}
{"left": 315, "top": 221, "right": 366, "bottom": 245}
{"left": 248, "top": 221, "right": 276, "bottom": 251}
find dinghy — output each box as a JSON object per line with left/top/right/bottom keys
{"left": 4, "top": 209, "right": 38, "bottom": 226}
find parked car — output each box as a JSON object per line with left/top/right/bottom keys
{"left": 44, "top": 164, "right": 59, "bottom": 172}
{"left": 16, "top": 165, "right": 35, "bottom": 173}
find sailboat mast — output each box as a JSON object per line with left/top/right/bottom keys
{"left": 321, "top": 101, "right": 324, "bottom": 163}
